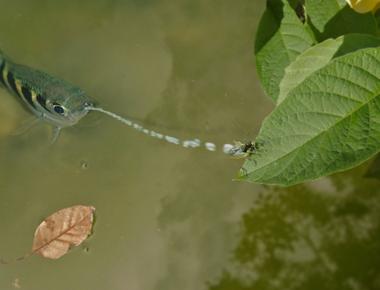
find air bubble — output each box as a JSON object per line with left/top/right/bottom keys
{"left": 80, "top": 160, "right": 88, "bottom": 170}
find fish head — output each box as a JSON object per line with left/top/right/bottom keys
{"left": 39, "top": 83, "right": 96, "bottom": 127}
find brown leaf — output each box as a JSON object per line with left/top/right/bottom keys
{"left": 32, "top": 205, "right": 95, "bottom": 259}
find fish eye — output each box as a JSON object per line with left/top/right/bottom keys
{"left": 52, "top": 103, "right": 65, "bottom": 115}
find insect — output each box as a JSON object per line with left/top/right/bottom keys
{"left": 0, "top": 49, "right": 256, "bottom": 158}
{"left": 223, "top": 141, "right": 257, "bottom": 158}
{"left": 295, "top": 2, "right": 306, "bottom": 24}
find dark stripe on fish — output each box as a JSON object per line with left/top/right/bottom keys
{"left": 0, "top": 61, "right": 6, "bottom": 87}
{"left": 21, "top": 86, "right": 36, "bottom": 109}
{"left": 7, "top": 71, "right": 37, "bottom": 109}
{"left": 6, "top": 71, "right": 20, "bottom": 97}
{"left": 36, "top": 94, "right": 49, "bottom": 112}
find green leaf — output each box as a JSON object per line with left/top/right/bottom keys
{"left": 306, "top": 0, "right": 378, "bottom": 40}
{"left": 278, "top": 34, "right": 380, "bottom": 104}
{"left": 255, "top": 0, "right": 315, "bottom": 102}
{"left": 255, "top": 0, "right": 284, "bottom": 54}
{"left": 305, "top": 0, "right": 346, "bottom": 33}
{"left": 278, "top": 38, "right": 343, "bottom": 104}
{"left": 240, "top": 47, "right": 380, "bottom": 186}
{"left": 255, "top": 0, "right": 303, "bottom": 53}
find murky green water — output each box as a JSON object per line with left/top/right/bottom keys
{"left": 0, "top": 1, "right": 379, "bottom": 290}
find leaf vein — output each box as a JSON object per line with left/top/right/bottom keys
{"left": 317, "top": 72, "right": 373, "bottom": 94}
{"left": 250, "top": 89, "right": 380, "bottom": 176}
{"left": 336, "top": 60, "right": 380, "bottom": 83}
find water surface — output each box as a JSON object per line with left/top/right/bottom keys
{"left": 0, "top": 1, "right": 379, "bottom": 290}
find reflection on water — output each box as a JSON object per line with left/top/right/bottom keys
{"left": 0, "top": 1, "right": 379, "bottom": 290}
{"left": 209, "top": 166, "right": 380, "bottom": 290}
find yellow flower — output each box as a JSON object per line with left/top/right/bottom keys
{"left": 346, "top": 0, "right": 380, "bottom": 13}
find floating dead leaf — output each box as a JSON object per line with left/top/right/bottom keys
{"left": 32, "top": 205, "right": 95, "bottom": 259}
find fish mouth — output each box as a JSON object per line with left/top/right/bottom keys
{"left": 83, "top": 105, "right": 93, "bottom": 112}
{"left": 82, "top": 98, "right": 98, "bottom": 109}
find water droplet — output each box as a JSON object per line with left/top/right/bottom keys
{"left": 183, "top": 139, "right": 201, "bottom": 148}
{"left": 205, "top": 142, "right": 216, "bottom": 151}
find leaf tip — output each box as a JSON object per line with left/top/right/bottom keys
{"left": 236, "top": 167, "right": 249, "bottom": 181}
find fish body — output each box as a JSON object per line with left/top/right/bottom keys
{"left": 0, "top": 50, "right": 94, "bottom": 129}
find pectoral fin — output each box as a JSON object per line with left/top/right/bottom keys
{"left": 11, "top": 117, "right": 40, "bottom": 136}
{"left": 50, "top": 126, "right": 62, "bottom": 144}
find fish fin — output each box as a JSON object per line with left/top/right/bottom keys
{"left": 11, "top": 117, "right": 40, "bottom": 136}
{"left": 50, "top": 126, "right": 62, "bottom": 144}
